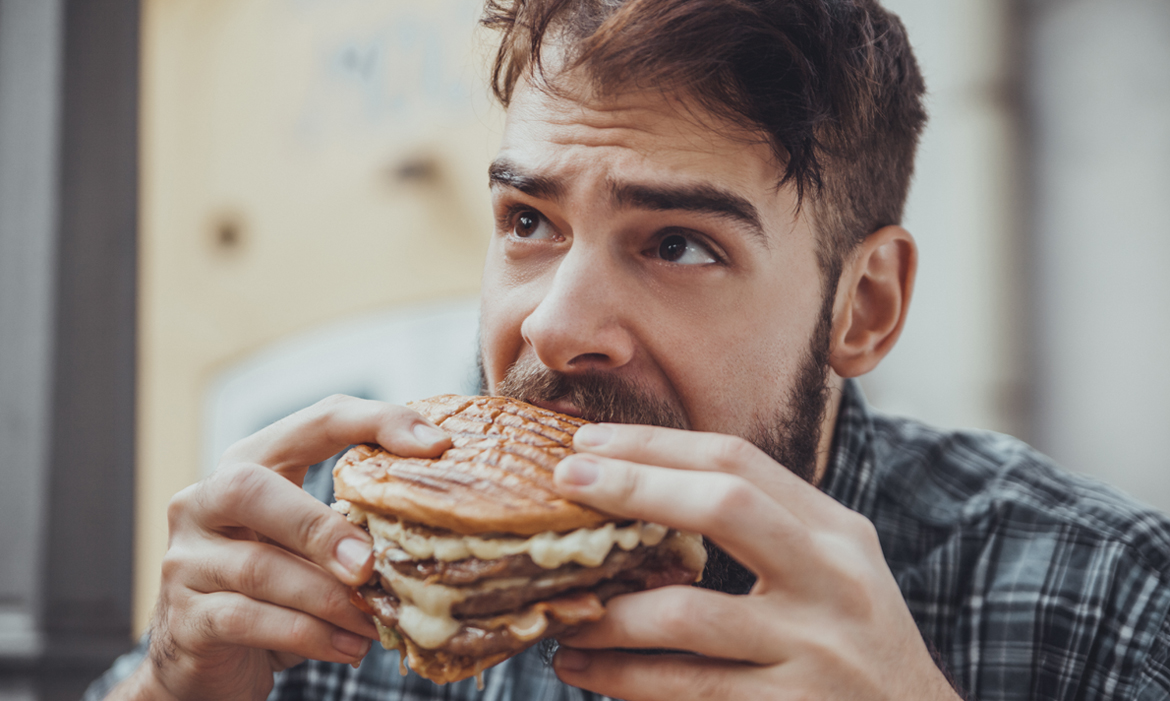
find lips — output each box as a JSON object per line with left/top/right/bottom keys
{"left": 532, "top": 398, "right": 584, "bottom": 418}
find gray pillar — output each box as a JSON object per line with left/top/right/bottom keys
{"left": 0, "top": 0, "right": 139, "bottom": 698}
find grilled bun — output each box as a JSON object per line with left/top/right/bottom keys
{"left": 333, "top": 394, "right": 707, "bottom": 687}
{"left": 333, "top": 395, "right": 615, "bottom": 535}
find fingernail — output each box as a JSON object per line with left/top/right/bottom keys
{"left": 412, "top": 422, "right": 447, "bottom": 446}
{"left": 575, "top": 424, "right": 612, "bottom": 448}
{"left": 336, "top": 538, "right": 372, "bottom": 575}
{"left": 333, "top": 629, "right": 370, "bottom": 658}
{"left": 555, "top": 647, "right": 590, "bottom": 672}
{"left": 557, "top": 455, "right": 599, "bottom": 487}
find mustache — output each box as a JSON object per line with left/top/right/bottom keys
{"left": 493, "top": 357, "right": 688, "bottom": 430}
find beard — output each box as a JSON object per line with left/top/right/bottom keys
{"left": 480, "top": 297, "right": 835, "bottom": 597}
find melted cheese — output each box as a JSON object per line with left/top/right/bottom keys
{"left": 396, "top": 603, "right": 462, "bottom": 649}
{"left": 664, "top": 530, "right": 708, "bottom": 580}
{"left": 333, "top": 500, "right": 704, "bottom": 650}
{"left": 338, "top": 501, "right": 668, "bottom": 569}
{"left": 378, "top": 565, "right": 526, "bottom": 649}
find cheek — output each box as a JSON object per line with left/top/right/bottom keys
{"left": 661, "top": 329, "right": 804, "bottom": 434}
{"left": 657, "top": 270, "right": 823, "bottom": 433}
{"left": 478, "top": 248, "right": 529, "bottom": 390}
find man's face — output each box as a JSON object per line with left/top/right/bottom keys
{"left": 479, "top": 78, "right": 833, "bottom": 480}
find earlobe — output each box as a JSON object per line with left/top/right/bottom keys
{"left": 828, "top": 226, "right": 917, "bottom": 378}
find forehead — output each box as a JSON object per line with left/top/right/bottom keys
{"left": 497, "top": 80, "right": 787, "bottom": 205}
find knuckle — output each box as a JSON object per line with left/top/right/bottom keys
{"left": 234, "top": 546, "right": 268, "bottom": 596}
{"left": 711, "top": 434, "right": 758, "bottom": 473}
{"left": 838, "top": 563, "right": 875, "bottom": 602}
{"left": 285, "top": 611, "right": 320, "bottom": 650}
{"left": 166, "top": 485, "right": 198, "bottom": 529}
{"left": 285, "top": 394, "right": 357, "bottom": 442}
{"left": 210, "top": 462, "right": 268, "bottom": 515}
{"left": 317, "top": 393, "right": 354, "bottom": 410}
{"left": 320, "top": 581, "right": 353, "bottom": 619}
{"left": 613, "top": 462, "right": 643, "bottom": 504}
{"left": 803, "top": 628, "right": 846, "bottom": 670}
{"left": 311, "top": 394, "right": 358, "bottom": 427}
{"left": 372, "top": 404, "right": 423, "bottom": 440}
{"left": 373, "top": 401, "right": 413, "bottom": 424}
{"left": 159, "top": 546, "right": 193, "bottom": 586}
{"left": 823, "top": 546, "right": 878, "bottom": 619}
{"left": 652, "top": 592, "right": 694, "bottom": 639}
{"left": 296, "top": 504, "right": 341, "bottom": 557}
{"left": 849, "top": 510, "right": 881, "bottom": 547}
{"left": 704, "top": 476, "right": 759, "bottom": 531}
{"left": 212, "top": 599, "right": 253, "bottom": 642}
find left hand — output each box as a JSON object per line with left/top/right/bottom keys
{"left": 550, "top": 423, "right": 962, "bottom": 701}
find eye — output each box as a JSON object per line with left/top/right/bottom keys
{"left": 513, "top": 209, "right": 556, "bottom": 240}
{"left": 656, "top": 233, "right": 718, "bottom": 265}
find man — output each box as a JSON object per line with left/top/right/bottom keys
{"left": 88, "top": 0, "right": 1170, "bottom": 699}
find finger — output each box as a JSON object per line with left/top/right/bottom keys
{"left": 184, "top": 463, "right": 375, "bottom": 585}
{"left": 223, "top": 395, "right": 451, "bottom": 477}
{"left": 181, "top": 539, "right": 377, "bottom": 639}
{"left": 554, "top": 454, "right": 810, "bottom": 579}
{"left": 182, "top": 591, "right": 372, "bottom": 666}
{"left": 270, "top": 650, "right": 308, "bottom": 672}
{"left": 573, "top": 423, "right": 827, "bottom": 513}
{"left": 557, "top": 586, "right": 780, "bottom": 664}
{"left": 554, "top": 648, "right": 769, "bottom": 701}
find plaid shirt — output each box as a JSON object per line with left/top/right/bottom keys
{"left": 85, "top": 380, "right": 1170, "bottom": 700}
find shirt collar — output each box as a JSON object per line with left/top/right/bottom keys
{"left": 819, "top": 378, "right": 880, "bottom": 514}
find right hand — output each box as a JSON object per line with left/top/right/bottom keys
{"left": 116, "top": 395, "right": 452, "bottom": 701}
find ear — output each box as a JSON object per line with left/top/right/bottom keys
{"left": 828, "top": 225, "right": 917, "bottom": 378}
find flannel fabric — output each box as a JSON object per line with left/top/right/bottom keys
{"left": 84, "top": 379, "right": 1170, "bottom": 700}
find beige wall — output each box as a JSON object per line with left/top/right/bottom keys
{"left": 136, "top": 0, "right": 502, "bottom": 632}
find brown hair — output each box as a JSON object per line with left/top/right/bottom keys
{"left": 481, "top": 0, "right": 927, "bottom": 275}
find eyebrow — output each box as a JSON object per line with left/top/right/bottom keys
{"left": 488, "top": 159, "right": 565, "bottom": 200}
{"left": 488, "top": 158, "right": 769, "bottom": 248}
{"left": 608, "top": 180, "right": 767, "bottom": 247}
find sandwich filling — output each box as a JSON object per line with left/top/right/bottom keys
{"left": 335, "top": 499, "right": 705, "bottom": 658}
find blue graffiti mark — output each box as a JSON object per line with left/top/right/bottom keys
{"left": 327, "top": 32, "right": 391, "bottom": 120}
{"left": 294, "top": 5, "right": 480, "bottom": 145}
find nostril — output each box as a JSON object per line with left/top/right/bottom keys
{"left": 567, "top": 352, "right": 612, "bottom": 368}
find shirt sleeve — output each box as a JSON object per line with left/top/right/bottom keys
{"left": 80, "top": 634, "right": 150, "bottom": 701}
{"left": 1134, "top": 612, "right": 1170, "bottom": 700}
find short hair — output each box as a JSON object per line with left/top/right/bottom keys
{"left": 481, "top": 0, "right": 927, "bottom": 276}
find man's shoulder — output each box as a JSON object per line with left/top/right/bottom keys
{"left": 870, "top": 409, "right": 1170, "bottom": 572}
{"left": 863, "top": 411, "right": 1170, "bottom": 698}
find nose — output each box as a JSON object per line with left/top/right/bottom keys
{"left": 520, "top": 245, "right": 636, "bottom": 373}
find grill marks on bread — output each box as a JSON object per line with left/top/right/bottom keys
{"left": 332, "top": 395, "right": 708, "bottom": 685}
{"left": 333, "top": 396, "right": 610, "bottom": 535}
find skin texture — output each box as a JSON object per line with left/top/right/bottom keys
{"left": 108, "top": 74, "right": 945, "bottom": 700}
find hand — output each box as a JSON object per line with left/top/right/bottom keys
{"left": 549, "top": 423, "right": 961, "bottom": 701}
{"left": 112, "top": 395, "right": 452, "bottom": 701}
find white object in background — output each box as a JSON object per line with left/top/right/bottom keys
{"left": 203, "top": 297, "right": 480, "bottom": 476}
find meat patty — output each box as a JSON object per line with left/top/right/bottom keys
{"left": 384, "top": 549, "right": 550, "bottom": 585}
{"left": 357, "top": 586, "right": 601, "bottom": 658}
{"left": 377, "top": 545, "right": 669, "bottom": 618}
{"left": 360, "top": 547, "right": 699, "bottom": 659}
{"left": 448, "top": 547, "right": 650, "bottom": 617}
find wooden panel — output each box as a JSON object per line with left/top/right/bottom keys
{"left": 136, "top": 0, "right": 503, "bottom": 631}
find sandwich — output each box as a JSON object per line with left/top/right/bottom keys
{"left": 332, "top": 394, "right": 707, "bottom": 686}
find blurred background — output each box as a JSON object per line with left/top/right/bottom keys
{"left": 1, "top": 0, "right": 1167, "bottom": 698}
